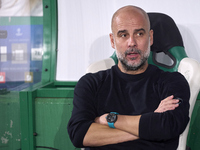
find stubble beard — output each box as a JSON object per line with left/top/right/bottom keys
{"left": 116, "top": 46, "right": 150, "bottom": 72}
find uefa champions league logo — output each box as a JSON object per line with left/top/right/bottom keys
{"left": 16, "top": 28, "right": 23, "bottom": 36}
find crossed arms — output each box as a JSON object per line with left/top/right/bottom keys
{"left": 83, "top": 95, "right": 180, "bottom": 147}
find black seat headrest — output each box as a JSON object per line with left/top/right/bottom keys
{"left": 148, "top": 13, "right": 184, "bottom": 53}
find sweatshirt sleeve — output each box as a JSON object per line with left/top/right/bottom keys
{"left": 67, "top": 73, "right": 99, "bottom": 148}
{"left": 139, "top": 72, "right": 190, "bottom": 141}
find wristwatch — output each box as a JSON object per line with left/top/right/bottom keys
{"left": 106, "top": 112, "right": 119, "bottom": 128}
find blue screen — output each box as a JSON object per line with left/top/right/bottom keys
{"left": 0, "top": 24, "right": 43, "bottom": 90}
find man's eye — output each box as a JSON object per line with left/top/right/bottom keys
{"left": 121, "top": 34, "right": 126, "bottom": 37}
{"left": 137, "top": 32, "right": 143, "bottom": 36}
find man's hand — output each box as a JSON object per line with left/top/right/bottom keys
{"left": 95, "top": 114, "right": 108, "bottom": 126}
{"left": 154, "top": 95, "right": 180, "bottom": 113}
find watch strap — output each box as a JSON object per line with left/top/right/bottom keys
{"left": 107, "top": 112, "right": 119, "bottom": 128}
{"left": 108, "top": 122, "right": 115, "bottom": 128}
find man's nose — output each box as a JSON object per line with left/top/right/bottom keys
{"left": 128, "top": 36, "right": 137, "bottom": 47}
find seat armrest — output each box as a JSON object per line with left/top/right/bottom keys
{"left": 86, "top": 58, "right": 115, "bottom": 73}
{"left": 177, "top": 58, "right": 200, "bottom": 150}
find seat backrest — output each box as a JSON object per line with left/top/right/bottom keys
{"left": 86, "top": 13, "right": 200, "bottom": 150}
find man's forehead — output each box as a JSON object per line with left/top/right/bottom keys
{"left": 113, "top": 16, "right": 147, "bottom": 34}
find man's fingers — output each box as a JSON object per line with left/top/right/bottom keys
{"left": 154, "top": 96, "right": 181, "bottom": 113}
{"left": 161, "top": 99, "right": 179, "bottom": 105}
{"left": 165, "top": 95, "right": 174, "bottom": 100}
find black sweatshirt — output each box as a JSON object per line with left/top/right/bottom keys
{"left": 67, "top": 64, "right": 190, "bottom": 150}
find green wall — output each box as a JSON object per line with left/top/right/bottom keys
{"left": 0, "top": 92, "right": 21, "bottom": 150}
{"left": 35, "top": 98, "right": 74, "bottom": 149}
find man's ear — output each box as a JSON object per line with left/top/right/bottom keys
{"left": 109, "top": 33, "right": 115, "bottom": 49}
{"left": 149, "top": 29, "right": 154, "bottom": 46}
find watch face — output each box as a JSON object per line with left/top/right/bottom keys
{"left": 107, "top": 113, "right": 117, "bottom": 123}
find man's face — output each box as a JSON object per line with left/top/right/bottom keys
{"left": 110, "top": 11, "right": 153, "bottom": 73}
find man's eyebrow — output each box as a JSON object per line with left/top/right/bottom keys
{"left": 134, "top": 28, "right": 146, "bottom": 33}
{"left": 117, "top": 28, "right": 146, "bottom": 35}
{"left": 117, "top": 30, "right": 128, "bottom": 35}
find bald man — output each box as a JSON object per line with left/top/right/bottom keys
{"left": 68, "top": 5, "right": 190, "bottom": 150}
